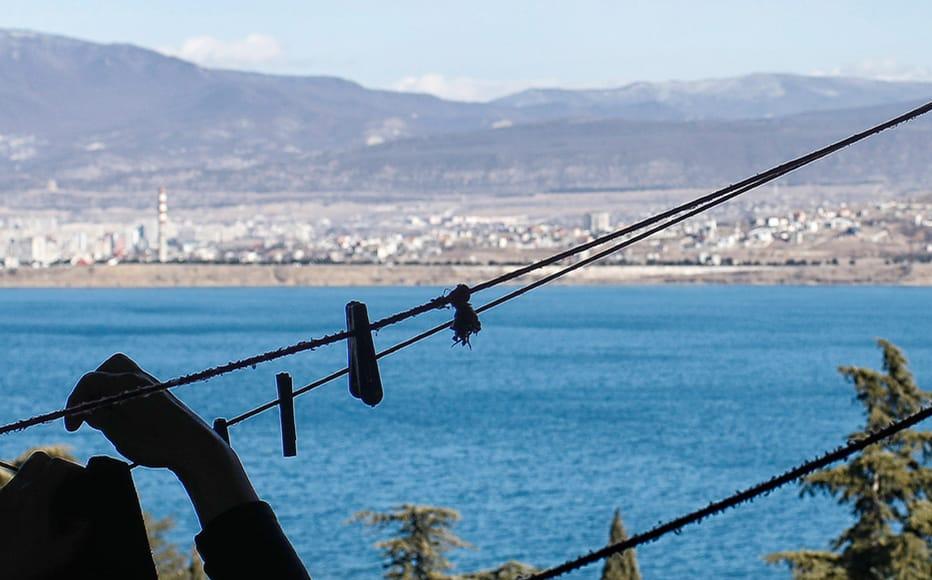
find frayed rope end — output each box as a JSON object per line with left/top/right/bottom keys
{"left": 447, "top": 284, "right": 481, "bottom": 348}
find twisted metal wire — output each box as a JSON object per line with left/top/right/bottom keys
{"left": 0, "top": 100, "right": 929, "bottom": 437}
{"left": 524, "top": 403, "right": 932, "bottom": 578}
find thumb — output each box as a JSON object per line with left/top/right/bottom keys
{"left": 64, "top": 372, "right": 148, "bottom": 433}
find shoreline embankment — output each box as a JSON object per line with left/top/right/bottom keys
{"left": 1, "top": 261, "right": 931, "bottom": 288}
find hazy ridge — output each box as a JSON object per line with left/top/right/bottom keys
{"left": 1, "top": 29, "right": 931, "bottom": 197}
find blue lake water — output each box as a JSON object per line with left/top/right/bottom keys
{"left": 1, "top": 286, "right": 931, "bottom": 579}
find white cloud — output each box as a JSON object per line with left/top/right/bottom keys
{"left": 393, "top": 74, "right": 550, "bottom": 102}
{"left": 812, "top": 58, "right": 932, "bottom": 83}
{"left": 161, "top": 34, "right": 284, "bottom": 70}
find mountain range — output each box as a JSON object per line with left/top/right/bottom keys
{"left": 1, "top": 29, "right": 930, "bottom": 198}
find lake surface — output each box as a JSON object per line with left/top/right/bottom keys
{"left": 1, "top": 286, "right": 931, "bottom": 578}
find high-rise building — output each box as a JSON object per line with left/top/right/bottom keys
{"left": 12, "top": 236, "right": 50, "bottom": 266}
{"left": 586, "top": 211, "right": 611, "bottom": 233}
{"left": 157, "top": 187, "right": 168, "bottom": 263}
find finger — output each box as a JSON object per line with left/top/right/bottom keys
{"left": 136, "top": 367, "right": 161, "bottom": 385}
{"left": 96, "top": 353, "right": 140, "bottom": 374}
{"left": 65, "top": 372, "right": 119, "bottom": 432}
{"left": 97, "top": 353, "right": 160, "bottom": 387}
{"left": 64, "top": 372, "right": 148, "bottom": 432}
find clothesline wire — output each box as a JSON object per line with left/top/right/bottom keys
{"left": 470, "top": 99, "right": 932, "bottom": 294}
{"left": 0, "top": 100, "right": 929, "bottom": 438}
{"left": 228, "top": 161, "right": 791, "bottom": 426}
{"left": 0, "top": 171, "right": 782, "bottom": 465}
{"left": 523, "top": 403, "right": 932, "bottom": 579}
{"left": 233, "top": 95, "right": 932, "bottom": 425}
{"left": 0, "top": 103, "right": 930, "bottom": 580}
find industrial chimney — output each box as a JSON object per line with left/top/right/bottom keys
{"left": 157, "top": 187, "right": 168, "bottom": 263}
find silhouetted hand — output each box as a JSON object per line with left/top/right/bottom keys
{"left": 0, "top": 451, "right": 89, "bottom": 579}
{"left": 64, "top": 353, "right": 221, "bottom": 473}
{"left": 64, "top": 353, "right": 259, "bottom": 526}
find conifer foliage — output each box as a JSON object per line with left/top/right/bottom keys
{"left": 354, "top": 504, "right": 539, "bottom": 579}
{"left": 601, "top": 509, "right": 642, "bottom": 580}
{"left": 452, "top": 560, "right": 539, "bottom": 580}
{"left": 0, "top": 445, "right": 74, "bottom": 486}
{"left": 767, "top": 340, "right": 932, "bottom": 579}
{"left": 353, "top": 504, "right": 473, "bottom": 579}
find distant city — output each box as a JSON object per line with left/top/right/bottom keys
{"left": 2, "top": 188, "right": 930, "bottom": 271}
{"left": 2, "top": 29, "right": 931, "bottom": 282}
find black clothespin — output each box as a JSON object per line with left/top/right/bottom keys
{"left": 276, "top": 372, "right": 297, "bottom": 457}
{"left": 346, "top": 301, "right": 383, "bottom": 407}
{"left": 213, "top": 417, "right": 230, "bottom": 445}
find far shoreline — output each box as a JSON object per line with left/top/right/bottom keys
{"left": 1, "top": 261, "right": 931, "bottom": 288}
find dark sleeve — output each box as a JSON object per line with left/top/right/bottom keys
{"left": 195, "top": 501, "right": 311, "bottom": 580}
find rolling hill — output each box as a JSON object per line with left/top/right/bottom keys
{"left": 1, "top": 29, "right": 930, "bottom": 197}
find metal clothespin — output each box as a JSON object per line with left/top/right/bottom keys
{"left": 213, "top": 417, "right": 231, "bottom": 445}
{"left": 276, "top": 372, "right": 297, "bottom": 457}
{"left": 346, "top": 301, "right": 383, "bottom": 407}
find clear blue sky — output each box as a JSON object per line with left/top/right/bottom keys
{"left": 4, "top": 0, "right": 931, "bottom": 100}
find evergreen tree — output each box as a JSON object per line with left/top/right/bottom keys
{"left": 186, "top": 548, "right": 206, "bottom": 580}
{"left": 0, "top": 444, "right": 76, "bottom": 486}
{"left": 601, "top": 509, "right": 642, "bottom": 580}
{"left": 353, "top": 504, "right": 472, "bottom": 579}
{"left": 766, "top": 340, "right": 932, "bottom": 579}
{"left": 451, "top": 560, "right": 539, "bottom": 579}
{"left": 145, "top": 513, "right": 191, "bottom": 580}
